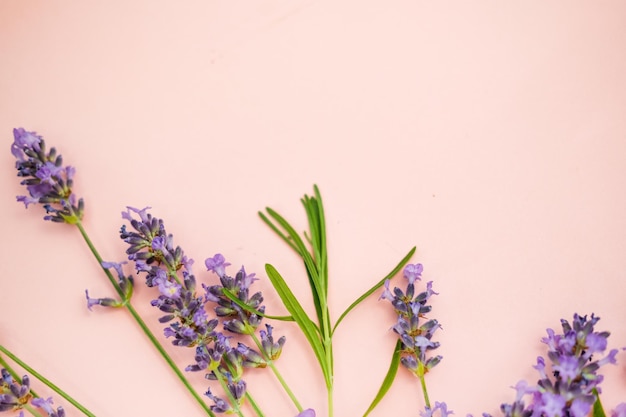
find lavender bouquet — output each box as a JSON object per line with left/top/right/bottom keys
{"left": 4, "top": 128, "right": 625, "bottom": 417}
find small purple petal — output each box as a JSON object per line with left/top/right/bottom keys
{"left": 403, "top": 263, "right": 423, "bottom": 284}
{"left": 205, "top": 253, "right": 231, "bottom": 278}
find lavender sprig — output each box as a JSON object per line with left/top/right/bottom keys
{"left": 205, "top": 255, "right": 302, "bottom": 412}
{"left": 119, "top": 208, "right": 272, "bottom": 416}
{"left": 500, "top": 313, "right": 622, "bottom": 417}
{"left": 380, "top": 263, "right": 442, "bottom": 408}
{"left": 260, "top": 187, "right": 417, "bottom": 417}
{"left": 12, "top": 128, "right": 214, "bottom": 416}
{"left": 12, "top": 128, "right": 83, "bottom": 224}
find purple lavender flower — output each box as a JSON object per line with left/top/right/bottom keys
{"left": 204, "top": 254, "right": 266, "bottom": 336}
{"left": 84, "top": 290, "right": 120, "bottom": 310}
{"left": 0, "top": 369, "right": 64, "bottom": 416}
{"left": 0, "top": 369, "right": 30, "bottom": 412}
{"left": 84, "top": 261, "right": 134, "bottom": 310}
{"left": 260, "top": 324, "right": 286, "bottom": 360}
{"left": 381, "top": 263, "right": 442, "bottom": 376}
{"left": 204, "top": 388, "right": 232, "bottom": 413}
{"left": 205, "top": 254, "right": 231, "bottom": 279}
{"left": 500, "top": 313, "right": 620, "bottom": 417}
{"left": 31, "top": 397, "right": 65, "bottom": 417}
{"left": 421, "top": 402, "right": 453, "bottom": 417}
{"left": 295, "top": 409, "right": 316, "bottom": 417}
{"left": 120, "top": 208, "right": 255, "bottom": 412}
{"left": 119, "top": 207, "right": 215, "bottom": 347}
{"left": 612, "top": 403, "right": 626, "bottom": 417}
{"left": 11, "top": 128, "right": 83, "bottom": 223}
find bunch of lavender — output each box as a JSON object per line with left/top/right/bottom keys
{"left": 12, "top": 127, "right": 314, "bottom": 416}
{"left": 13, "top": 128, "right": 626, "bottom": 417}
{"left": 499, "top": 313, "right": 622, "bottom": 417}
{"left": 12, "top": 129, "right": 216, "bottom": 416}
{"left": 117, "top": 207, "right": 303, "bottom": 416}
{"left": 204, "top": 255, "right": 296, "bottom": 385}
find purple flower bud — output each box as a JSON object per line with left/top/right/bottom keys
{"left": 11, "top": 127, "right": 42, "bottom": 160}
{"left": 227, "top": 379, "right": 247, "bottom": 400}
{"left": 260, "top": 324, "right": 287, "bottom": 360}
{"left": 204, "top": 388, "right": 232, "bottom": 413}
{"left": 84, "top": 290, "right": 120, "bottom": 311}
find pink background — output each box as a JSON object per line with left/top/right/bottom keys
{"left": 1, "top": 2, "right": 625, "bottom": 416}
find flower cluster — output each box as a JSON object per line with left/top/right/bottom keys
{"left": 117, "top": 207, "right": 285, "bottom": 413}
{"left": 0, "top": 369, "right": 64, "bottom": 417}
{"left": 381, "top": 263, "right": 442, "bottom": 376}
{"left": 204, "top": 253, "right": 287, "bottom": 362}
{"left": 11, "top": 128, "right": 83, "bottom": 223}
{"left": 499, "top": 314, "right": 622, "bottom": 417}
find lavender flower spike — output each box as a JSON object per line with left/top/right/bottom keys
{"left": 120, "top": 208, "right": 251, "bottom": 412}
{"left": 295, "top": 409, "right": 316, "bottom": 417}
{"left": 0, "top": 369, "right": 65, "bottom": 416}
{"left": 205, "top": 254, "right": 266, "bottom": 336}
{"left": 11, "top": 128, "right": 84, "bottom": 223}
{"left": 381, "top": 263, "right": 442, "bottom": 377}
{"left": 500, "top": 313, "right": 621, "bottom": 417}
{"left": 0, "top": 369, "right": 31, "bottom": 412}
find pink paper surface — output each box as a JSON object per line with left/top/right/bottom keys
{"left": 1, "top": 2, "right": 625, "bottom": 416}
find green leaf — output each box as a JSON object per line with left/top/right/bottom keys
{"left": 265, "top": 263, "right": 332, "bottom": 389}
{"left": 258, "top": 211, "right": 298, "bottom": 253}
{"left": 261, "top": 205, "right": 327, "bottom": 326}
{"left": 592, "top": 388, "right": 607, "bottom": 417}
{"left": 221, "top": 288, "right": 295, "bottom": 321}
{"left": 332, "top": 246, "right": 416, "bottom": 335}
{"left": 362, "top": 340, "right": 403, "bottom": 417}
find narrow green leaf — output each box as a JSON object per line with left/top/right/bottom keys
{"left": 265, "top": 263, "right": 332, "bottom": 389}
{"left": 362, "top": 340, "right": 403, "bottom": 417}
{"left": 264, "top": 208, "right": 321, "bottom": 284}
{"left": 263, "top": 206, "right": 327, "bottom": 325}
{"left": 301, "top": 188, "right": 331, "bottom": 336}
{"left": 258, "top": 211, "right": 298, "bottom": 253}
{"left": 311, "top": 185, "right": 328, "bottom": 293}
{"left": 592, "top": 388, "right": 607, "bottom": 417}
{"left": 221, "top": 288, "right": 295, "bottom": 321}
{"left": 332, "top": 246, "right": 416, "bottom": 335}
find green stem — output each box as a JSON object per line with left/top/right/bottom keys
{"left": 249, "top": 333, "right": 302, "bottom": 412}
{"left": 74, "top": 221, "right": 215, "bottom": 416}
{"left": 24, "top": 403, "right": 43, "bottom": 417}
{"left": 0, "top": 353, "right": 39, "bottom": 399}
{"left": 0, "top": 345, "right": 96, "bottom": 416}
{"left": 244, "top": 391, "right": 265, "bottom": 417}
{"left": 213, "top": 370, "right": 245, "bottom": 417}
{"left": 325, "top": 335, "right": 333, "bottom": 417}
{"left": 417, "top": 361, "right": 431, "bottom": 409}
